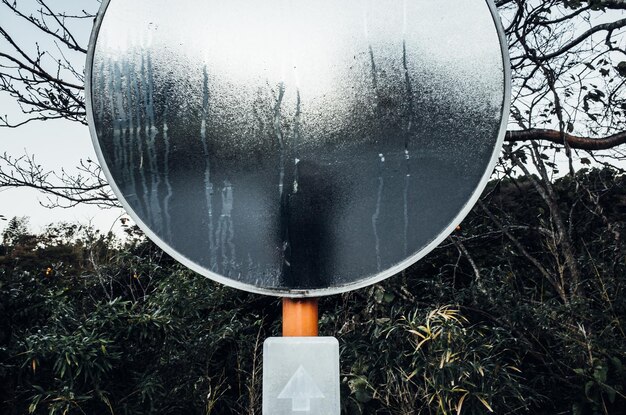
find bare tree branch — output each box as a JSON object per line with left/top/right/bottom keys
{"left": 506, "top": 129, "right": 626, "bottom": 150}
{"left": 0, "top": 152, "right": 117, "bottom": 208}
{"left": 1, "top": 0, "right": 88, "bottom": 53}
{"left": 537, "top": 18, "right": 626, "bottom": 62}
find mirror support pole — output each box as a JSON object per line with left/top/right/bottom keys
{"left": 282, "top": 298, "right": 319, "bottom": 337}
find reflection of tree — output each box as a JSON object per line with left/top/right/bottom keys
{"left": 271, "top": 81, "right": 290, "bottom": 277}
{"left": 372, "top": 154, "right": 384, "bottom": 271}
{"left": 160, "top": 78, "right": 173, "bottom": 240}
{"left": 216, "top": 180, "right": 235, "bottom": 273}
{"left": 142, "top": 52, "right": 162, "bottom": 230}
{"left": 99, "top": 51, "right": 163, "bottom": 226}
{"left": 273, "top": 80, "right": 305, "bottom": 282}
{"left": 123, "top": 59, "right": 137, "bottom": 199}
{"left": 201, "top": 65, "right": 217, "bottom": 270}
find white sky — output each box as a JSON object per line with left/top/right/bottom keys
{"left": 0, "top": 104, "right": 125, "bottom": 235}
{"left": 0, "top": 0, "right": 126, "bottom": 236}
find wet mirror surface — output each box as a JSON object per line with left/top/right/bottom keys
{"left": 88, "top": 0, "right": 508, "bottom": 295}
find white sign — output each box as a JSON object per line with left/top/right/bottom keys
{"left": 263, "top": 337, "right": 340, "bottom": 414}
{"left": 278, "top": 365, "right": 325, "bottom": 411}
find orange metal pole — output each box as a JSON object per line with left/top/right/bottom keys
{"left": 282, "top": 298, "right": 319, "bottom": 337}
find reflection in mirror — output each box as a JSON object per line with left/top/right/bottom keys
{"left": 89, "top": 0, "right": 507, "bottom": 294}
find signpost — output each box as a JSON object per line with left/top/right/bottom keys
{"left": 86, "top": 0, "right": 509, "bottom": 412}
{"left": 263, "top": 338, "right": 340, "bottom": 414}
{"left": 278, "top": 366, "right": 325, "bottom": 411}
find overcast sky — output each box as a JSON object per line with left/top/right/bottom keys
{"left": 0, "top": 98, "right": 125, "bottom": 235}
{"left": 0, "top": 0, "right": 126, "bottom": 236}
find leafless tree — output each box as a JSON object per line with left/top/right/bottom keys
{"left": 1, "top": 0, "right": 626, "bottom": 302}
{"left": 0, "top": 0, "right": 112, "bottom": 207}
{"left": 490, "top": 0, "right": 626, "bottom": 301}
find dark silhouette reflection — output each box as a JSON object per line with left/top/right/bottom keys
{"left": 281, "top": 160, "right": 339, "bottom": 289}
{"left": 89, "top": 0, "right": 507, "bottom": 294}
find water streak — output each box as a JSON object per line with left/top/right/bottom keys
{"left": 144, "top": 52, "right": 162, "bottom": 232}
{"left": 201, "top": 66, "right": 217, "bottom": 270}
{"left": 372, "top": 153, "right": 385, "bottom": 271}
{"left": 401, "top": 0, "right": 414, "bottom": 256}
{"left": 292, "top": 90, "right": 301, "bottom": 193}
{"left": 273, "top": 83, "right": 286, "bottom": 197}
{"left": 216, "top": 181, "right": 235, "bottom": 275}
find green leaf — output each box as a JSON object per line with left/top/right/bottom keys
{"left": 572, "top": 402, "right": 583, "bottom": 415}
{"left": 383, "top": 292, "right": 395, "bottom": 303}
{"left": 602, "top": 384, "right": 616, "bottom": 404}
{"left": 610, "top": 357, "right": 623, "bottom": 375}
{"left": 585, "top": 380, "right": 595, "bottom": 400}
{"left": 355, "top": 389, "right": 372, "bottom": 403}
{"left": 594, "top": 364, "right": 608, "bottom": 383}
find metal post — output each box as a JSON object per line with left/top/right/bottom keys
{"left": 264, "top": 298, "right": 339, "bottom": 413}
{"left": 282, "top": 298, "right": 319, "bottom": 337}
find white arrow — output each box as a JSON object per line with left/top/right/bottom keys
{"left": 278, "top": 365, "right": 325, "bottom": 412}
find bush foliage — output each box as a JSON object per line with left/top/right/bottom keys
{"left": 1, "top": 169, "right": 625, "bottom": 414}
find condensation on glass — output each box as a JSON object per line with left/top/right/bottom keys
{"left": 87, "top": 0, "right": 509, "bottom": 296}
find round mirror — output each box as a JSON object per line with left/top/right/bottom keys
{"left": 86, "top": 0, "right": 510, "bottom": 296}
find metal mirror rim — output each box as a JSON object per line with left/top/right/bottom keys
{"left": 85, "top": 0, "right": 512, "bottom": 297}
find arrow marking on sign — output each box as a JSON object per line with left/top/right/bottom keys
{"left": 278, "top": 365, "right": 324, "bottom": 412}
